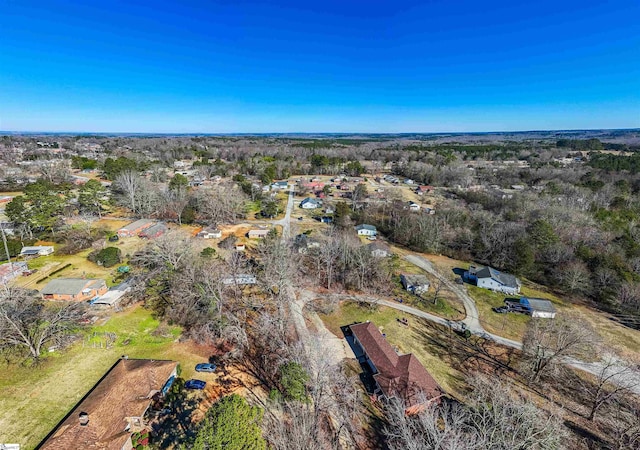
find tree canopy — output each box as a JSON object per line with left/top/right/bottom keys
{"left": 189, "top": 394, "right": 266, "bottom": 450}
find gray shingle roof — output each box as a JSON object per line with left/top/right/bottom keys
{"left": 355, "top": 224, "right": 377, "bottom": 232}
{"left": 41, "top": 278, "right": 105, "bottom": 296}
{"left": 522, "top": 297, "right": 556, "bottom": 313}
{"left": 476, "top": 266, "right": 520, "bottom": 289}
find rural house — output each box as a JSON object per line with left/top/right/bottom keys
{"left": 117, "top": 219, "right": 155, "bottom": 238}
{"left": 518, "top": 297, "right": 557, "bottom": 318}
{"left": 138, "top": 222, "right": 167, "bottom": 239}
{"left": 41, "top": 278, "right": 108, "bottom": 302}
{"left": 400, "top": 273, "right": 430, "bottom": 295}
{"left": 347, "top": 322, "right": 442, "bottom": 414}
{"left": 466, "top": 265, "right": 521, "bottom": 295}
{"left": 271, "top": 180, "right": 289, "bottom": 190}
{"left": 39, "top": 358, "right": 178, "bottom": 450}
{"left": 197, "top": 228, "right": 222, "bottom": 239}
{"left": 355, "top": 224, "right": 377, "bottom": 237}
{"left": 300, "top": 197, "right": 321, "bottom": 209}
{"left": 415, "top": 185, "right": 434, "bottom": 195}
{"left": 20, "top": 245, "right": 54, "bottom": 257}
{"left": 248, "top": 229, "right": 269, "bottom": 239}
{"left": 408, "top": 201, "right": 421, "bottom": 211}
{"left": 367, "top": 242, "right": 392, "bottom": 258}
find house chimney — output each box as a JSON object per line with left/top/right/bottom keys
{"left": 79, "top": 412, "right": 89, "bottom": 426}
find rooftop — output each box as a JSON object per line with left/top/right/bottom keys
{"left": 119, "top": 219, "right": 155, "bottom": 231}
{"left": 350, "top": 322, "right": 440, "bottom": 407}
{"left": 39, "top": 358, "right": 178, "bottom": 450}
{"left": 476, "top": 266, "right": 521, "bottom": 289}
{"left": 41, "top": 278, "right": 105, "bottom": 296}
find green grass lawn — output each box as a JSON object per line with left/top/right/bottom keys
{"left": 466, "top": 285, "right": 531, "bottom": 340}
{"left": 0, "top": 306, "right": 206, "bottom": 450}
{"left": 319, "top": 302, "right": 465, "bottom": 395}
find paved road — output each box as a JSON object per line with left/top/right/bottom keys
{"left": 397, "top": 255, "right": 640, "bottom": 393}
{"left": 273, "top": 187, "right": 295, "bottom": 242}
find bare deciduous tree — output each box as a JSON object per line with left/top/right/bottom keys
{"left": 522, "top": 316, "right": 600, "bottom": 383}
{"left": 0, "top": 287, "right": 83, "bottom": 359}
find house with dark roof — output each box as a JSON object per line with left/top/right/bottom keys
{"left": 41, "top": 278, "right": 108, "bottom": 302}
{"left": 38, "top": 358, "right": 178, "bottom": 450}
{"left": 466, "top": 265, "right": 521, "bottom": 295}
{"left": 347, "top": 322, "right": 442, "bottom": 414}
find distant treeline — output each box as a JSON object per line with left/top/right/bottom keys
{"left": 589, "top": 153, "right": 640, "bottom": 173}
{"left": 557, "top": 138, "right": 639, "bottom": 152}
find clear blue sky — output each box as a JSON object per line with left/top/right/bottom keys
{"left": 1, "top": 0, "right": 638, "bottom": 133}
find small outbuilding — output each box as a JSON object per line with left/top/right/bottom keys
{"left": 519, "top": 297, "right": 557, "bottom": 318}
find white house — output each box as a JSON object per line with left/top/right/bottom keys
{"left": 271, "top": 181, "right": 289, "bottom": 190}
{"left": 248, "top": 229, "right": 269, "bottom": 239}
{"left": 466, "top": 265, "right": 521, "bottom": 295}
{"left": 197, "top": 228, "right": 222, "bottom": 239}
{"left": 355, "top": 224, "right": 377, "bottom": 237}
{"left": 408, "top": 201, "right": 421, "bottom": 212}
{"left": 400, "top": 273, "right": 430, "bottom": 295}
{"left": 20, "top": 246, "right": 54, "bottom": 257}
{"left": 367, "top": 242, "right": 391, "bottom": 258}
{"left": 300, "top": 197, "right": 321, "bottom": 209}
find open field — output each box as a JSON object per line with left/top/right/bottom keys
{"left": 319, "top": 302, "right": 465, "bottom": 394}
{"left": 0, "top": 305, "right": 210, "bottom": 450}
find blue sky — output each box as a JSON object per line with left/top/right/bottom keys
{"left": 1, "top": 0, "right": 638, "bottom": 132}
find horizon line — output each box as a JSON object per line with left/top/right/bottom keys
{"left": 2, "top": 127, "right": 639, "bottom": 137}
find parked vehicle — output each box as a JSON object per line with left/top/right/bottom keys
{"left": 195, "top": 363, "right": 217, "bottom": 373}
{"left": 185, "top": 379, "right": 206, "bottom": 390}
